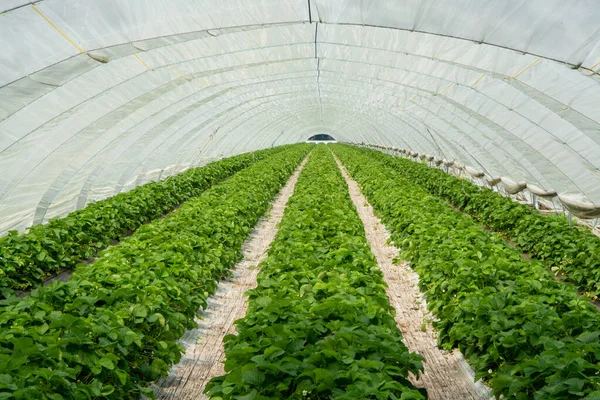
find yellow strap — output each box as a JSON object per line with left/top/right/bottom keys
{"left": 31, "top": 5, "right": 85, "bottom": 53}
{"left": 512, "top": 57, "right": 541, "bottom": 79}
{"left": 470, "top": 74, "right": 485, "bottom": 88}
{"left": 589, "top": 59, "right": 600, "bottom": 71}
{"left": 438, "top": 82, "right": 454, "bottom": 95}
{"left": 134, "top": 54, "right": 152, "bottom": 71}
{"left": 170, "top": 65, "right": 190, "bottom": 80}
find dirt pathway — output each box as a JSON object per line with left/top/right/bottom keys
{"left": 150, "top": 155, "right": 309, "bottom": 400}
{"left": 335, "top": 157, "right": 493, "bottom": 400}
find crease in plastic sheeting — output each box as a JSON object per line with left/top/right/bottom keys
{"left": 29, "top": 53, "right": 100, "bottom": 87}
{"left": 87, "top": 43, "right": 141, "bottom": 62}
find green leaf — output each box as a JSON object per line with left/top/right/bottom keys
{"left": 115, "top": 369, "right": 128, "bottom": 385}
{"left": 241, "top": 369, "right": 265, "bottom": 386}
{"left": 101, "top": 384, "right": 115, "bottom": 396}
{"left": 99, "top": 357, "right": 115, "bottom": 370}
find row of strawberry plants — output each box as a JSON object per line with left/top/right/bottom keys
{"left": 207, "top": 145, "right": 425, "bottom": 399}
{"left": 358, "top": 146, "right": 600, "bottom": 296}
{"left": 0, "top": 144, "right": 312, "bottom": 399}
{"left": 333, "top": 144, "right": 600, "bottom": 399}
{"left": 0, "top": 145, "right": 288, "bottom": 293}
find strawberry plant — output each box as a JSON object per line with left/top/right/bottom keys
{"left": 207, "top": 145, "right": 425, "bottom": 399}
{"left": 356, "top": 147, "right": 600, "bottom": 296}
{"left": 333, "top": 144, "right": 600, "bottom": 399}
{"left": 0, "top": 145, "right": 290, "bottom": 294}
{"left": 0, "top": 144, "right": 312, "bottom": 399}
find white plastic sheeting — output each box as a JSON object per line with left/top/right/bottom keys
{"left": 1, "top": 0, "right": 600, "bottom": 233}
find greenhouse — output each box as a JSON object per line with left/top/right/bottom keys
{"left": 1, "top": 0, "right": 600, "bottom": 399}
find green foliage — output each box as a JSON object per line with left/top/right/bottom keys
{"left": 207, "top": 145, "right": 425, "bottom": 399}
{"left": 0, "top": 146, "right": 290, "bottom": 293}
{"left": 0, "top": 144, "right": 312, "bottom": 399}
{"left": 357, "top": 147, "right": 600, "bottom": 296}
{"left": 333, "top": 144, "right": 600, "bottom": 399}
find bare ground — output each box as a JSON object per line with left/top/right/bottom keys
{"left": 150, "top": 155, "right": 309, "bottom": 400}
{"left": 335, "top": 157, "right": 493, "bottom": 400}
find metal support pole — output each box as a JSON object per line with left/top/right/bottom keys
{"left": 551, "top": 200, "right": 559, "bottom": 215}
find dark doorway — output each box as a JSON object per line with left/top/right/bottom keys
{"left": 307, "top": 134, "right": 336, "bottom": 141}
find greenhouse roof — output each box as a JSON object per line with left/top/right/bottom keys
{"left": 1, "top": 0, "right": 600, "bottom": 232}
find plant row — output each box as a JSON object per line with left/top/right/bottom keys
{"left": 207, "top": 145, "right": 425, "bottom": 400}
{"left": 359, "top": 147, "right": 600, "bottom": 296}
{"left": 0, "top": 145, "right": 288, "bottom": 293}
{"left": 0, "top": 144, "right": 312, "bottom": 399}
{"left": 333, "top": 144, "right": 600, "bottom": 399}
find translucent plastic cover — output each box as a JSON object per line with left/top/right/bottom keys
{"left": 1, "top": 0, "right": 600, "bottom": 233}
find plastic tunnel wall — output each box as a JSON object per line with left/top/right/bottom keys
{"left": 1, "top": 0, "right": 600, "bottom": 234}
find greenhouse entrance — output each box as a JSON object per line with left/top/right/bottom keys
{"left": 306, "top": 134, "right": 337, "bottom": 143}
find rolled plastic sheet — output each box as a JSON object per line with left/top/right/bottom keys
{"left": 452, "top": 161, "right": 464, "bottom": 170}
{"left": 526, "top": 184, "right": 557, "bottom": 199}
{"left": 486, "top": 177, "right": 502, "bottom": 186}
{"left": 558, "top": 194, "right": 600, "bottom": 219}
{"left": 500, "top": 177, "right": 528, "bottom": 195}
{"left": 464, "top": 166, "right": 485, "bottom": 178}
